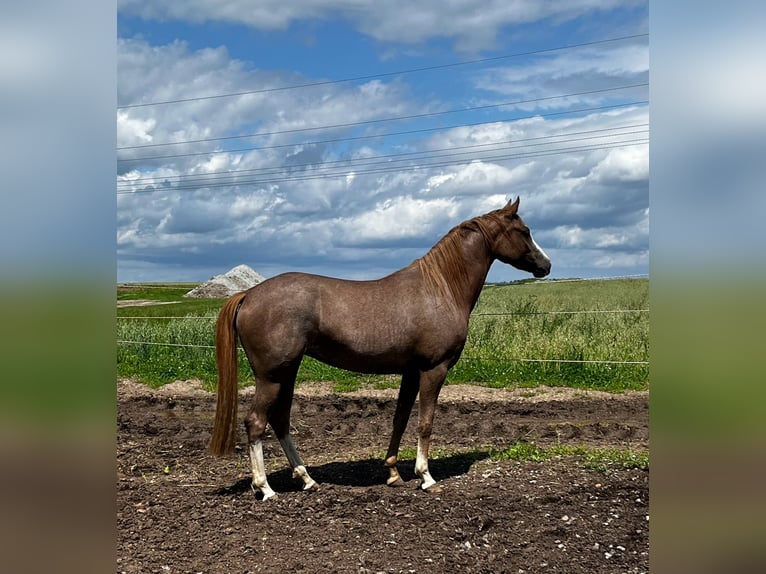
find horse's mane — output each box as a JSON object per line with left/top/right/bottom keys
{"left": 416, "top": 211, "right": 503, "bottom": 304}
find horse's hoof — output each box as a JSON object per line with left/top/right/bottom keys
{"left": 303, "top": 481, "right": 320, "bottom": 492}
{"left": 386, "top": 477, "right": 406, "bottom": 488}
{"left": 423, "top": 483, "right": 443, "bottom": 494}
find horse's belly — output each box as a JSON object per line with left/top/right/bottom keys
{"left": 307, "top": 337, "right": 412, "bottom": 374}
{"left": 307, "top": 327, "right": 464, "bottom": 375}
{"left": 308, "top": 304, "right": 466, "bottom": 374}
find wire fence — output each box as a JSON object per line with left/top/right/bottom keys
{"left": 117, "top": 308, "right": 648, "bottom": 319}
{"left": 116, "top": 308, "right": 649, "bottom": 366}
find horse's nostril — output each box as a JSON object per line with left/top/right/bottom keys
{"left": 534, "top": 263, "right": 551, "bottom": 278}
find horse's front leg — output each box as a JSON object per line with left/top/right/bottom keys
{"left": 384, "top": 370, "right": 419, "bottom": 486}
{"left": 414, "top": 363, "right": 449, "bottom": 493}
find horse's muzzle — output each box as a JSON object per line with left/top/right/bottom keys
{"left": 533, "top": 262, "right": 551, "bottom": 278}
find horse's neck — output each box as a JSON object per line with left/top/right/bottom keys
{"left": 417, "top": 226, "right": 494, "bottom": 315}
{"left": 455, "top": 230, "right": 494, "bottom": 313}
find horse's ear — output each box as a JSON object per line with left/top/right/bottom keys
{"left": 505, "top": 196, "right": 520, "bottom": 214}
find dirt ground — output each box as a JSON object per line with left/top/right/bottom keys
{"left": 117, "top": 379, "right": 649, "bottom": 574}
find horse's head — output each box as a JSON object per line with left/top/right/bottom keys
{"left": 489, "top": 197, "right": 551, "bottom": 278}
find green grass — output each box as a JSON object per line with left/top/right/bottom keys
{"left": 490, "top": 442, "right": 649, "bottom": 472}
{"left": 117, "top": 313, "right": 222, "bottom": 388}
{"left": 117, "top": 283, "right": 198, "bottom": 302}
{"left": 369, "top": 443, "right": 648, "bottom": 472}
{"left": 117, "top": 278, "right": 648, "bottom": 392}
{"left": 453, "top": 279, "right": 649, "bottom": 391}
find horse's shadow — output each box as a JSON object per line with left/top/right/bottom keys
{"left": 214, "top": 450, "right": 490, "bottom": 495}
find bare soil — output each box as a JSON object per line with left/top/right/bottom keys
{"left": 117, "top": 380, "right": 649, "bottom": 574}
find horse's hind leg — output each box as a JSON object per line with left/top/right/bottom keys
{"left": 244, "top": 379, "right": 280, "bottom": 500}
{"left": 269, "top": 381, "right": 318, "bottom": 492}
{"left": 384, "top": 369, "right": 419, "bottom": 487}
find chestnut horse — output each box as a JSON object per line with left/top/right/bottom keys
{"left": 209, "top": 197, "right": 551, "bottom": 499}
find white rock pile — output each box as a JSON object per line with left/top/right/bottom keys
{"left": 183, "top": 264, "right": 266, "bottom": 298}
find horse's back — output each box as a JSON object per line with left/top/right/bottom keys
{"left": 234, "top": 269, "right": 465, "bottom": 375}
{"left": 235, "top": 270, "right": 393, "bottom": 342}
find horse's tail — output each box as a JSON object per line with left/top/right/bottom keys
{"left": 209, "top": 291, "right": 248, "bottom": 456}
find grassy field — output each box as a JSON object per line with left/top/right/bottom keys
{"left": 117, "top": 278, "right": 648, "bottom": 392}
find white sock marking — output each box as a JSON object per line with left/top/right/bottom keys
{"left": 279, "top": 435, "right": 317, "bottom": 490}
{"left": 249, "top": 440, "right": 276, "bottom": 500}
{"left": 415, "top": 438, "right": 437, "bottom": 490}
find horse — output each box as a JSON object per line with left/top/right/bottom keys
{"left": 209, "top": 197, "right": 551, "bottom": 499}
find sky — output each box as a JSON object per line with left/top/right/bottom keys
{"left": 116, "top": 0, "right": 649, "bottom": 283}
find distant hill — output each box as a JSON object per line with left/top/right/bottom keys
{"left": 183, "top": 264, "right": 265, "bottom": 298}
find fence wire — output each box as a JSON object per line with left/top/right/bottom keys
{"left": 117, "top": 277, "right": 649, "bottom": 366}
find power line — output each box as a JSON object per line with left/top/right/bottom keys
{"left": 117, "top": 33, "right": 648, "bottom": 110}
{"left": 119, "top": 123, "right": 648, "bottom": 187}
{"left": 121, "top": 138, "right": 648, "bottom": 192}
{"left": 120, "top": 139, "right": 648, "bottom": 193}
{"left": 117, "top": 100, "right": 648, "bottom": 164}
{"left": 118, "top": 83, "right": 648, "bottom": 151}
{"left": 117, "top": 126, "right": 648, "bottom": 191}
{"left": 117, "top": 138, "right": 648, "bottom": 194}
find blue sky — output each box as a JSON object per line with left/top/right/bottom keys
{"left": 116, "top": 0, "right": 649, "bottom": 283}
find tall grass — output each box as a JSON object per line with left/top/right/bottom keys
{"left": 454, "top": 279, "right": 649, "bottom": 391}
{"left": 117, "top": 278, "right": 648, "bottom": 392}
{"left": 117, "top": 314, "right": 222, "bottom": 388}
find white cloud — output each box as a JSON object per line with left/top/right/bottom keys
{"left": 590, "top": 145, "right": 648, "bottom": 183}
{"left": 116, "top": 30, "right": 648, "bottom": 282}
{"left": 423, "top": 161, "right": 521, "bottom": 196}
{"left": 117, "top": 111, "right": 156, "bottom": 146}
{"left": 119, "top": 0, "right": 644, "bottom": 52}
{"left": 335, "top": 195, "right": 459, "bottom": 247}
{"left": 474, "top": 41, "right": 649, "bottom": 109}
{"left": 116, "top": 38, "right": 416, "bottom": 170}
{"left": 547, "top": 205, "right": 648, "bottom": 251}
{"left": 592, "top": 250, "right": 648, "bottom": 269}
{"left": 229, "top": 193, "right": 270, "bottom": 219}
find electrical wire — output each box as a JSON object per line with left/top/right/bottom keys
{"left": 118, "top": 83, "right": 648, "bottom": 150}
{"left": 117, "top": 126, "right": 648, "bottom": 192}
{"left": 118, "top": 33, "right": 648, "bottom": 110}
{"left": 117, "top": 100, "right": 648, "bottom": 164}
{"left": 117, "top": 138, "right": 648, "bottom": 194}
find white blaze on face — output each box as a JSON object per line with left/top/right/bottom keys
{"left": 530, "top": 232, "right": 551, "bottom": 265}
